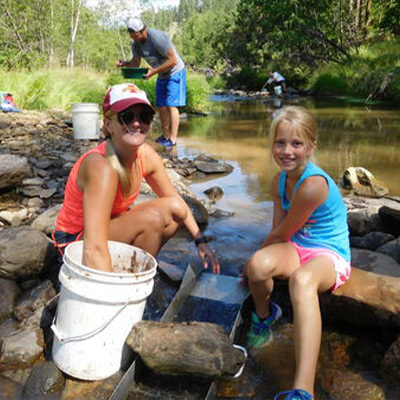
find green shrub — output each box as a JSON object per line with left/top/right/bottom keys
{"left": 311, "top": 72, "right": 348, "bottom": 95}
{"left": 0, "top": 67, "right": 212, "bottom": 113}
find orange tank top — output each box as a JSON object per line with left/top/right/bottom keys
{"left": 56, "top": 141, "right": 147, "bottom": 234}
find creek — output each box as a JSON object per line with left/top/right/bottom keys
{"left": 148, "top": 95, "right": 400, "bottom": 399}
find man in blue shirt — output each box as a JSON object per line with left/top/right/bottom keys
{"left": 118, "top": 18, "right": 186, "bottom": 148}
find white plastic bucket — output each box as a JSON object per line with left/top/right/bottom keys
{"left": 274, "top": 85, "right": 283, "bottom": 96}
{"left": 51, "top": 241, "right": 157, "bottom": 380}
{"left": 72, "top": 103, "right": 100, "bottom": 140}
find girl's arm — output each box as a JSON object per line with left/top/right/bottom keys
{"left": 79, "top": 154, "right": 118, "bottom": 272}
{"left": 143, "top": 145, "right": 220, "bottom": 273}
{"left": 263, "top": 175, "right": 328, "bottom": 247}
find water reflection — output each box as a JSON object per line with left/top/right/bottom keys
{"left": 176, "top": 97, "right": 400, "bottom": 198}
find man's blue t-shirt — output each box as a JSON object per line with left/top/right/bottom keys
{"left": 131, "top": 28, "right": 184, "bottom": 79}
{"left": 278, "top": 161, "right": 350, "bottom": 261}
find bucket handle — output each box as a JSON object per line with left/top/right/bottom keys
{"left": 51, "top": 298, "right": 132, "bottom": 343}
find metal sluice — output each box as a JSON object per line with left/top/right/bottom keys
{"left": 109, "top": 261, "right": 250, "bottom": 400}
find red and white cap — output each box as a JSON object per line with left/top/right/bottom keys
{"left": 103, "top": 83, "right": 155, "bottom": 114}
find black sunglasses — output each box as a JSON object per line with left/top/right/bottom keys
{"left": 117, "top": 108, "right": 154, "bottom": 125}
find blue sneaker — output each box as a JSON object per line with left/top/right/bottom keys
{"left": 274, "top": 389, "right": 313, "bottom": 400}
{"left": 155, "top": 135, "right": 167, "bottom": 143}
{"left": 246, "top": 302, "right": 282, "bottom": 348}
{"left": 163, "top": 138, "right": 176, "bottom": 147}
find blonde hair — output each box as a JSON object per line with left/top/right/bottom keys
{"left": 103, "top": 110, "right": 130, "bottom": 196}
{"left": 269, "top": 106, "right": 317, "bottom": 152}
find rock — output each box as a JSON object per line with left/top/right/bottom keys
{"left": 0, "top": 375, "right": 23, "bottom": 400}
{"left": 347, "top": 209, "right": 382, "bottom": 236}
{"left": 0, "top": 279, "right": 21, "bottom": 322}
{"left": 31, "top": 204, "right": 62, "bottom": 235}
{"left": 0, "top": 154, "right": 32, "bottom": 190}
{"left": 321, "top": 267, "right": 400, "bottom": 327}
{"left": 380, "top": 335, "right": 400, "bottom": 384}
{"left": 22, "top": 361, "right": 65, "bottom": 398}
{"left": 181, "top": 194, "right": 209, "bottom": 226}
{"left": 321, "top": 368, "right": 385, "bottom": 400}
{"left": 126, "top": 321, "right": 246, "bottom": 378}
{"left": 350, "top": 231, "right": 395, "bottom": 251}
{"left": 13, "top": 280, "right": 56, "bottom": 322}
{"left": 378, "top": 205, "right": 400, "bottom": 236}
{"left": 0, "top": 226, "right": 52, "bottom": 280}
{"left": 22, "top": 177, "right": 46, "bottom": 186}
{"left": 340, "top": 167, "right": 389, "bottom": 198}
{"left": 204, "top": 186, "right": 224, "bottom": 201}
{"left": 350, "top": 248, "right": 400, "bottom": 276}
{"left": 375, "top": 239, "right": 400, "bottom": 263}
{"left": 194, "top": 159, "right": 234, "bottom": 174}
{"left": 0, "top": 327, "right": 45, "bottom": 371}
{"left": 0, "top": 208, "right": 28, "bottom": 226}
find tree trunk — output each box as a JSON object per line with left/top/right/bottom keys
{"left": 66, "top": 0, "right": 82, "bottom": 68}
{"left": 364, "top": 0, "right": 371, "bottom": 29}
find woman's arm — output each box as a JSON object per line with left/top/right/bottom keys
{"left": 143, "top": 145, "right": 220, "bottom": 273}
{"left": 263, "top": 175, "right": 328, "bottom": 247}
{"left": 78, "top": 154, "right": 119, "bottom": 272}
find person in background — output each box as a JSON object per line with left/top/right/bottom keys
{"left": 53, "top": 83, "right": 219, "bottom": 274}
{"left": 262, "top": 71, "right": 287, "bottom": 93}
{"left": 117, "top": 17, "right": 186, "bottom": 148}
{"left": 242, "top": 107, "right": 351, "bottom": 400}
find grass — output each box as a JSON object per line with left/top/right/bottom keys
{"left": 309, "top": 40, "right": 400, "bottom": 103}
{"left": 0, "top": 68, "right": 213, "bottom": 113}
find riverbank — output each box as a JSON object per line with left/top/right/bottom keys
{"left": 1, "top": 109, "right": 400, "bottom": 399}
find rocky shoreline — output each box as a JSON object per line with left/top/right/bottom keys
{"left": 0, "top": 110, "right": 400, "bottom": 399}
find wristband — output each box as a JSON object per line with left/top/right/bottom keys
{"left": 194, "top": 237, "right": 208, "bottom": 247}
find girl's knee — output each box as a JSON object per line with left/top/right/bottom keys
{"left": 289, "top": 268, "right": 316, "bottom": 298}
{"left": 247, "top": 250, "right": 275, "bottom": 281}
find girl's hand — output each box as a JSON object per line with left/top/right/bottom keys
{"left": 197, "top": 243, "right": 220, "bottom": 274}
{"left": 239, "top": 261, "right": 249, "bottom": 286}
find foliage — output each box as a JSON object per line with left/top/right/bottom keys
{"left": 0, "top": 68, "right": 212, "bottom": 112}
{"left": 0, "top": 68, "right": 105, "bottom": 110}
{"left": 309, "top": 40, "right": 400, "bottom": 102}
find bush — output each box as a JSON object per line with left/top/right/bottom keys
{"left": 0, "top": 68, "right": 213, "bottom": 113}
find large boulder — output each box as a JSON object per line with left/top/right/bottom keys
{"left": 0, "top": 226, "right": 52, "bottom": 280}
{"left": 321, "top": 267, "right": 400, "bottom": 327}
{"left": 0, "top": 154, "right": 32, "bottom": 190}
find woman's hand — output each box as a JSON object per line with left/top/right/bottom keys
{"left": 197, "top": 242, "right": 220, "bottom": 274}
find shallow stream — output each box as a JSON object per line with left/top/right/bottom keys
{"left": 152, "top": 96, "right": 400, "bottom": 399}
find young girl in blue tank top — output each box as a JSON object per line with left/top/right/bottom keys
{"left": 242, "top": 106, "right": 351, "bottom": 400}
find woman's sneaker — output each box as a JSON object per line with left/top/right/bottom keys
{"left": 155, "top": 135, "right": 167, "bottom": 143}
{"left": 246, "top": 302, "right": 282, "bottom": 348}
{"left": 274, "top": 389, "right": 313, "bottom": 400}
{"left": 163, "top": 138, "right": 176, "bottom": 147}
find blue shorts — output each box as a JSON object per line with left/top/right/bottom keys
{"left": 156, "top": 68, "right": 186, "bottom": 107}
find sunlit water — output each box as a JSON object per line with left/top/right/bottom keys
{"left": 149, "top": 96, "right": 400, "bottom": 399}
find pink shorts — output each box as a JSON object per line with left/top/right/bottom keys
{"left": 289, "top": 241, "right": 351, "bottom": 292}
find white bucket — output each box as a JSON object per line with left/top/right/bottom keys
{"left": 51, "top": 240, "right": 157, "bottom": 380}
{"left": 72, "top": 103, "right": 100, "bottom": 140}
{"left": 274, "top": 85, "right": 283, "bottom": 96}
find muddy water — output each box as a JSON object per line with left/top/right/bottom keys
{"left": 161, "top": 96, "right": 400, "bottom": 399}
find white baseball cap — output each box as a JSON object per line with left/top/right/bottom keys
{"left": 127, "top": 18, "right": 145, "bottom": 32}
{"left": 103, "top": 83, "right": 155, "bottom": 114}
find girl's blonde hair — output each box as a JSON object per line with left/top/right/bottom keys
{"left": 269, "top": 106, "right": 317, "bottom": 151}
{"left": 103, "top": 110, "right": 130, "bottom": 196}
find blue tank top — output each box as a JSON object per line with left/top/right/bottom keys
{"left": 278, "top": 161, "right": 350, "bottom": 261}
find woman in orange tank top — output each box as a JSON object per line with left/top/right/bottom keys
{"left": 53, "top": 83, "right": 219, "bottom": 274}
